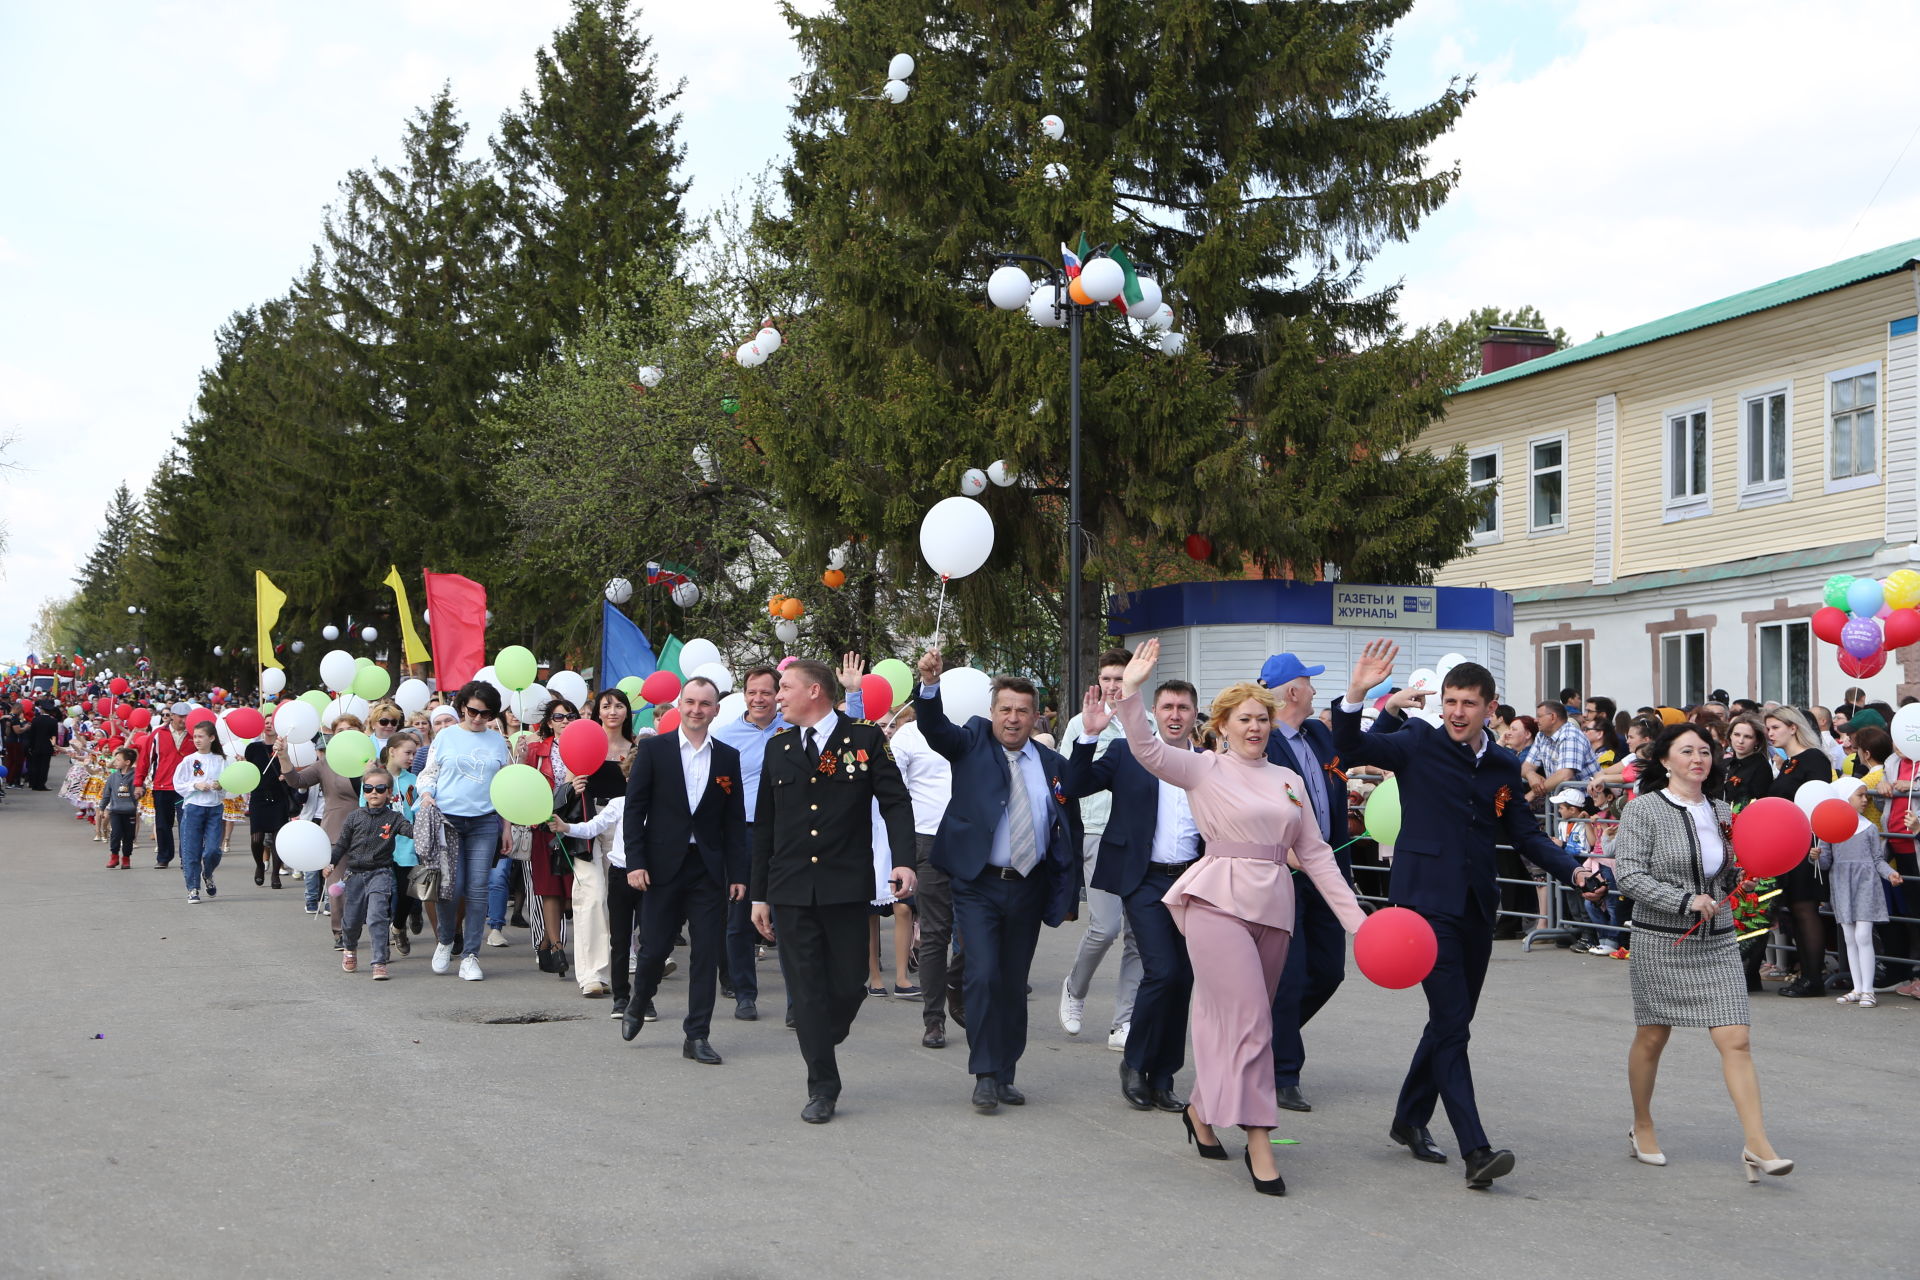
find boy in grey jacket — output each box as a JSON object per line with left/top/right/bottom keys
{"left": 329, "top": 768, "right": 413, "bottom": 980}
{"left": 103, "top": 748, "right": 139, "bottom": 869}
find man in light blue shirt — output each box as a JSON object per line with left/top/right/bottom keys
{"left": 711, "top": 665, "right": 785, "bottom": 1020}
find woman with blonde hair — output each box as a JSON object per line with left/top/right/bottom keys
{"left": 1763, "top": 706, "right": 1835, "bottom": 998}
{"left": 1086, "top": 640, "right": 1364, "bottom": 1197}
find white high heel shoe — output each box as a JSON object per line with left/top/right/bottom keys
{"left": 1629, "top": 1126, "right": 1666, "bottom": 1166}
{"left": 1742, "top": 1148, "right": 1794, "bottom": 1183}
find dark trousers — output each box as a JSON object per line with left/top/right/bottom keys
{"left": 1270, "top": 877, "right": 1349, "bottom": 1088}
{"left": 913, "top": 833, "right": 956, "bottom": 1026}
{"left": 952, "top": 869, "right": 1047, "bottom": 1084}
{"left": 109, "top": 811, "right": 136, "bottom": 857}
{"left": 631, "top": 856, "right": 725, "bottom": 1040}
{"left": 607, "top": 867, "right": 644, "bottom": 1004}
{"left": 723, "top": 895, "right": 758, "bottom": 1000}
{"left": 25, "top": 750, "right": 51, "bottom": 789}
{"left": 772, "top": 901, "right": 870, "bottom": 1100}
{"left": 1121, "top": 872, "right": 1193, "bottom": 1090}
{"left": 1394, "top": 907, "right": 1494, "bottom": 1154}
{"left": 151, "top": 789, "right": 181, "bottom": 865}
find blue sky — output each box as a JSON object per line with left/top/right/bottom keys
{"left": 5, "top": 1, "right": 1920, "bottom": 657}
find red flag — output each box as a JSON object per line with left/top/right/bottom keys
{"left": 422, "top": 570, "right": 487, "bottom": 691}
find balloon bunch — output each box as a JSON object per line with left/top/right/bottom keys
{"left": 989, "top": 251, "right": 1183, "bottom": 353}
{"left": 734, "top": 320, "right": 785, "bottom": 369}
{"left": 879, "top": 52, "right": 914, "bottom": 104}
{"left": 646, "top": 561, "right": 701, "bottom": 609}
{"left": 955, "top": 459, "right": 1018, "bottom": 497}
{"left": 1810, "top": 570, "right": 1920, "bottom": 677}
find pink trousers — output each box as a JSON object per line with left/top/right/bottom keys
{"left": 1182, "top": 899, "right": 1292, "bottom": 1129}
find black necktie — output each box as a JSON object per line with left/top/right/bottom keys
{"left": 805, "top": 727, "right": 819, "bottom": 767}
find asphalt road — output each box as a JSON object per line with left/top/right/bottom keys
{"left": 1, "top": 763, "right": 1905, "bottom": 1279}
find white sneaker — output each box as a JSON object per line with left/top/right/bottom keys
{"left": 1058, "top": 975, "right": 1085, "bottom": 1036}
{"left": 1587, "top": 943, "right": 1613, "bottom": 955}
{"left": 1107, "top": 1022, "right": 1130, "bottom": 1051}
{"left": 485, "top": 928, "right": 509, "bottom": 948}
{"left": 458, "top": 955, "right": 484, "bottom": 981}
{"left": 431, "top": 942, "right": 454, "bottom": 974}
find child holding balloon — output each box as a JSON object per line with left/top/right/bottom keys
{"left": 1818, "top": 777, "right": 1901, "bottom": 1006}
{"left": 171, "top": 722, "right": 232, "bottom": 903}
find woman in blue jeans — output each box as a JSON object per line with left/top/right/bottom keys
{"left": 171, "top": 721, "right": 229, "bottom": 903}
{"left": 417, "top": 681, "right": 510, "bottom": 981}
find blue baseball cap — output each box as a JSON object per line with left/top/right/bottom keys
{"left": 1259, "top": 653, "right": 1325, "bottom": 688}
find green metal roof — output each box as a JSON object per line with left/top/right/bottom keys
{"left": 1509, "top": 539, "right": 1885, "bottom": 605}
{"left": 1452, "top": 238, "right": 1920, "bottom": 395}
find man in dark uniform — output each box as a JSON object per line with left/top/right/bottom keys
{"left": 751, "top": 658, "right": 916, "bottom": 1125}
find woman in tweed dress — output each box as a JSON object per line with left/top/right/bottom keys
{"left": 1611, "top": 723, "right": 1793, "bottom": 1182}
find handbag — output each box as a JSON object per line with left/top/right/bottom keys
{"left": 406, "top": 864, "right": 440, "bottom": 901}
{"left": 503, "top": 822, "right": 532, "bottom": 863}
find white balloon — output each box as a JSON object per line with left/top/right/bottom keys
{"left": 987, "top": 264, "right": 1032, "bottom": 310}
{"left": 319, "top": 649, "right": 357, "bottom": 692}
{"left": 882, "top": 78, "right": 909, "bottom": 104}
{"left": 1124, "top": 277, "right": 1163, "bottom": 320}
{"left": 1437, "top": 652, "right": 1468, "bottom": 673}
{"left": 692, "top": 443, "right": 716, "bottom": 480}
{"left": 213, "top": 645, "right": 224, "bottom": 657}
{"left": 688, "top": 662, "right": 734, "bottom": 696}
{"left": 987, "top": 459, "right": 1017, "bottom": 487}
{"left": 1407, "top": 668, "right": 1438, "bottom": 692}
{"left": 736, "top": 342, "right": 761, "bottom": 366}
{"left": 1793, "top": 779, "right": 1838, "bottom": 817}
{"left": 290, "top": 640, "right": 305, "bottom": 654}
{"left": 888, "top": 52, "right": 915, "bottom": 80}
{"left": 605, "top": 577, "right": 633, "bottom": 604}
{"left": 1159, "top": 331, "right": 1188, "bottom": 356}
{"left": 421, "top": 610, "right": 429, "bottom": 625}
{"left": 635, "top": 365, "right": 663, "bottom": 388}
{"left": 276, "top": 820, "right": 332, "bottom": 873}
{"left": 939, "top": 667, "right": 993, "bottom": 722}
{"left": 273, "top": 700, "right": 319, "bottom": 743}
{"left": 393, "top": 678, "right": 430, "bottom": 714}
{"left": 671, "top": 582, "right": 702, "bottom": 608}
{"left": 322, "top": 625, "right": 340, "bottom": 641}
{"left": 547, "top": 670, "right": 590, "bottom": 710}
{"left": 774, "top": 619, "right": 800, "bottom": 644}
{"left": 515, "top": 683, "right": 550, "bottom": 721}
{"left": 679, "top": 639, "right": 722, "bottom": 675}
{"left": 714, "top": 691, "right": 747, "bottom": 726}
{"left": 960, "top": 468, "right": 988, "bottom": 496}
{"left": 1040, "top": 113, "right": 1064, "bottom": 141}
{"left": 284, "top": 740, "right": 317, "bottom": 768}
{"left": 1026, "top": 285, "right": 1064, "bottom": 328}
{"left": 323, "top": 694, "right": 370, "bottom": 729}
{"left": 826, "top": 546, "right": 848, "bottom": 571}
{"left": 1147, "top": 303, "right": 1174, "bottom": 332}
{"left": 260, "top": 669, "right": 286, "bottom": 697}
{"left": 360, "top": 626, "right": 377, "bottom": 643}
{"left": 1079, "top": 256, "right": 1125, "bottom": 302}
{"left": 919, "top": 495, "right": 995, "bottom": 580}
{"left": 1892, "top": 703, "right": 1920, "bottom": 761}
{"left": 756, "top": 327, "right": 783, "bottom": 354}
{"left": 475, "top": 665, "right": 496, "bottom": 685}
{"left": 1043, "top": 162, "right": 1069, "bottom": 187}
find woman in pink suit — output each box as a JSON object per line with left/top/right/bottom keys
{"left": 1101, "top": 640, "right": 1366, "bottom": 1196}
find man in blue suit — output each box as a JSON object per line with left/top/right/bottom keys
{"left": 1334, "top": 639, "right": 1581, "bottom": 1191}
{"left": 914, "top": 649, "right": 1081, "bottom": 1115}
{"left": 1061, "top": 678, "right": 1203, "bottom": 1114}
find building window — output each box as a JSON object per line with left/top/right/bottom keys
{"left": 1739, "top": 384, "right": 1790, "bottom": 503}
{"left": 1468, "top": 448, "right": 1500, "bottom": 543}
{"left": 1757, "top": 620, "right": 1811, "bottom": 708}
{"left": 1664, "top": 402, "right": 1710, "bottom": 515}
{"left": 1529, "top": 434, "right": 1565, "bottom": 533}
{"left": 1661, "top": 631, "right": 1707, "bottom": 708}
{"left": 1543, "top": 641, "right": 1584, "bottom": 705}
{"left": 1828, "top": 362, "right": 1878, "bottom": 488}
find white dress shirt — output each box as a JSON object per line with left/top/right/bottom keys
{"left": 679, "top": 729, "right": 713, "bottom": 812}
{"left": 1149, "top": 777, "right": 1201, "bottom": 864}
{"left": 886, "top": 720, "right": 953, "bottom": 836}
{"left": 990, "top": 738, "right": 1052, "bottom": 869}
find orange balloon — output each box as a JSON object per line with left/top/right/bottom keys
{"left": 768, "top": 597, "right": 786, "bottom": 617}
{"left": 779, "top": 598, "right": 805, "bottom": 620}
{"left": 823, "top": 569, "right": 846, "bottom": 589}
{"left": 1067, "top": 276, "right": 1093, "bottom": 306}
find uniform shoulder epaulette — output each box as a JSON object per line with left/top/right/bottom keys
{"left": 772, "top": 725, "right": 797, "bottom": 735}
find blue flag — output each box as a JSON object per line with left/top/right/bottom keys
{"left": 600, "top": 601, "right": 657, "bottom": 686}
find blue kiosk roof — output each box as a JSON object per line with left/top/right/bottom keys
{"left": 1108, "top": 579, "right": 1514, "bottom": 637}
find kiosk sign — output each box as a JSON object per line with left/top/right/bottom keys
{"left": 1333, "top": 586, "right": 1437, "bottom": 629}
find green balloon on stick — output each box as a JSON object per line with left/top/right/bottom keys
{"left": 325, "top": 729, "right": 376, "bottom": 778}
{"left": 1364, "top": 777, "right": 1403, "bottom": 844}
{"left": 220, "top": 761, "right": 262, "bottom": 794}
{"left": 495, "top": 645, "right": 537, "bottom": 691}
{"left": 352, "top": 664, "right": 391, "bottom": 700}
{"left": 491, "top": 762, "right": 554, "bottom": 825}
{"left": 873, "top": 658, "right": 914, "bottom": 708}
{"left": 300, "top": 690, "right": 331, "bottom": 716}
{"left": 616, "top": 675, "right": 645, "bottom": 702}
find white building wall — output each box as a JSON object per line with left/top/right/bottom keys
{"left": 1119, "top": 623, "right": 1506, "bottom": 709}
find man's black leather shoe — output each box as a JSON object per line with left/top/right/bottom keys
{"left": 1390, "top": 1123, "right": 1447, "bottom": 1163}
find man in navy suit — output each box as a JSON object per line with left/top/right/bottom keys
{"left": 617, "top": 677, "right": 749, "bottom": 1065}
{"left": 914, "top": 649, "right": 1081, "bottom": 1115}
{"left": 1061, "top": 678, "right": 1202, "bottom": 1114}
{"left": 1334, "top": 639, "right": 1581, "bottom": 1191}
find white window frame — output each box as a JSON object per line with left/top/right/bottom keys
{"left": 1825, "top": 360, "right": 1880, "bottom": 494}
{"left": 1756, "top": 619, "right": 1812, "bottom": 708}
{"left": 1737, "top": 380, "right": 1792, "bottom": 508}
{"left": 1467, "top": 445, "right": 1502, "bottom": 546}
{"left": 1527, "top": 432, "right": 1568, "bottom": 536}
{"left": 1661, "top": 399, "right": 1713, "bottom": 520}
{"left": 1660, "top": 630, "right": 1708, "bottom": 709}
{"left": 1542, "top": 640, "right": 1584, "bottom": 707}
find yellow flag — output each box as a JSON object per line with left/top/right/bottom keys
{"left": 255, "top": 571, "right": 286, "bottom": 670}
{"left": 384, "top": 565, "right": 431, "bottom": 667}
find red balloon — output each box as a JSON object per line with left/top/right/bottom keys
{"left": 1184, "top": 534, "right": 1213, "bottom": 562}
{"left": 1731, "top": 796, "right": 1813, "bottom": 878}
{"left": 1811, "top": 797, "right": 1859, "bottom": 843}
{"left": 655, "top": 708, "right": 681, "bottom": 735}
{"left": 115, "top": 703, "right": 134, "bottom": 722}
{"left": 1811, "top": 606, "right": 1849, "bottom": 645}
{"left": 128, "top": 707, "right": 153, "bottom": 729}
{"left": 224, "top": 706, "right": 265, "bottom": 739}
{"left": 185, "top": 708, "right": 217, "bottom": 731}
{"left": 94, "top": 697, "right": 113, "bottom": 717}
{"left": 859, "top": 673, "right": 895, "bottom": 718}
{"left": 1838, "top": 648, "right": 1887, "bottom": 678}
{"left": 1885, "top": 608, "right": 1920, "bottom": 650}
{"left": 1353, "top": 906, "right": 1438, "bottom": 989}
{"left": 108, "top": 677, "right": 129, "bottom": 696}
{"left": 557, "top": 718, "right": 610, "bottom": 777}
{"left": 641, "top": 671, "right": 682, "bottom": 706}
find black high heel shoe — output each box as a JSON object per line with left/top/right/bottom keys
{"left": 1182, "top": 1108, "right": 1227, "bottom": 1161}
{"left": 1244, "top": 1147, "right": 1286, "bottom": 1196}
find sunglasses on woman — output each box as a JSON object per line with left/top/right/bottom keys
{"left": 377, "top": 718, "right": 399, "bottom": 727}
{"left": 464, "top": 705, "right": 497, "bottom": 720}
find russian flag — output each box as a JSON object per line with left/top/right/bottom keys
{"left": 1060, "top": 240, "right": 1081, "bottom": 279}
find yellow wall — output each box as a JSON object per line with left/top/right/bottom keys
{"left": 1425, "top": 268, "right": 1917, "bottom": 589}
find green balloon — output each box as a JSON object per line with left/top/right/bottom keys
{"left": 300, "top": 690, "right": 331, "bottom": 716}
{"left": 490, "top": 762, "right": 554, "bottom": 825}
{"left": 632, "top": 703, "right": 655, "bottom": 731}
{"left": 721, "top": 397, "right": 740, "bottom": 415}
{"left": 324, "top": 729, "right": 376, "bottom": 778}
{"left": 495, "top": 645, "right": 537, "bottom": 691}
{"left": 617, "top": 675, "right": 645, "bottom": 701}
{"left": 356, "top": 656, "right": 373, "bottom": 669}
{"left": 1363, "top": 777, "right": 1403, "bottom": 845}
{"left": 220, "top": 761, "right": 261, "bottom": 794}
{"left": 1824, "top": 574, "right": 1856, "bottom": 610}
{"left": 352, "top": 664, "right": 391, "bottom": 701}
{"left": 873, "top": 659, "right": 914, "bottom": 708}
